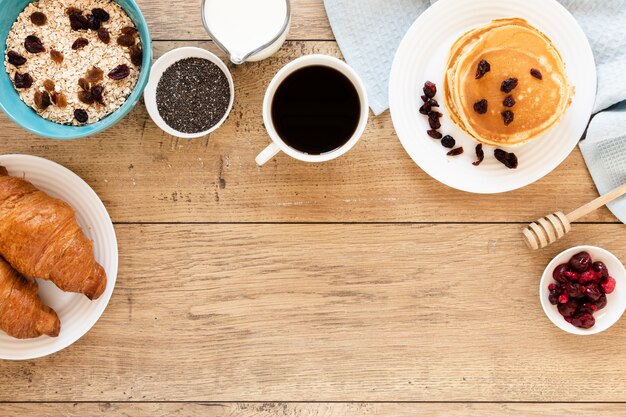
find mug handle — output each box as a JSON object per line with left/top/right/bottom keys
{"left": 256, "top": 143, "right": 281, "bottom": 166}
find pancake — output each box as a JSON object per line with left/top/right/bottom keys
{"left": 444, "top": 18, "right": 573, "bottom": 147}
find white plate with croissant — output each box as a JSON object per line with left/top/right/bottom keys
{"left": 0, "top": 154, "right": 117, "bottom": 360}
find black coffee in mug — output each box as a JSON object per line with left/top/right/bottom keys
{"left": 270, "top": 65, "right": 362, "bottom": 155}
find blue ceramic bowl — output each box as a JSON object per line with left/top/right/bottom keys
{"left": 0, "top": 0, "right": 152, "bottom": 139}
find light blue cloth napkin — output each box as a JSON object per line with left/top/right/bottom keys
{"left": 324, "top": 0, "right": 626, "bottom": 221}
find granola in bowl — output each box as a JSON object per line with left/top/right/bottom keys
{"left": 4, "top": 0, "right": 142, "bottom": 125}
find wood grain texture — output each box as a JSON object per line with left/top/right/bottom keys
{"left": 0, "top": 41, "right": 616, "bottom": 223}
{"left": 137, "top": 0, "right": 333, "bottom": 40}
{"left": 1, "top": 224, "right": 625, "bottom": 402}
{"left": 2, "top": 403, "right": 626, "bottom": 417}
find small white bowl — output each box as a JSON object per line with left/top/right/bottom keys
{"left": 144, "top": 47, "right": 235, "bottom": 139}
{"left": 540, "top": 245, "right": 626, "bottom": 335}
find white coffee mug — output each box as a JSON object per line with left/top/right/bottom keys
{"left": 256, "top": 55, "right": 369, "bottom": 166}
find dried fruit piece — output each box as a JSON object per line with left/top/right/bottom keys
{"left": 108, "top": 64, "right": 130, "bottom": 80}
{"left": 86, "top": 66, "right": 104, "bottom": 83}
{"left": 503, "top": 95, "right": 516, "bottom": 107}
{"left": 569, "top": 313, "right": 595, "bottom": 329}
{"left": 69, "top": 12, "right": 89, "bottom": 30}
{"left": 50, "top": 49, "right": 64, "bottom": 63}
{"left": 419, "top": 102, "right": 431, "bottom": 115}
{"left": 66, "top": 7, "right": 82, "bottom": 15}
{"left": 78, "top": 89, "right": 94, "bottom": 104}
{"left": 592, "top": 261, "right": 609, "bottom": 279}
{"left": 427, "top": 98, "right": 439, "bottom": 107}
{"left": 473, "top": 99, "right": 488, "bottom": 114}
{"left": 72, "top": 37, "right": 89, "bottom": 50}
{"left": 14, "top": 72, "right": 33, "bottom": 88}
{"left": 423, "top": 81, "right": 436, "bottom": 98}
{"left": 553, "top": 264, "right": 570, "bottom": 283}
{"left": 557, "top": 300, "right": 579, "bottom": 318}
{"left": 78, "top": 77, "right": 90, "bottom": 91}
{"left": 441, "top": 135, "right": 455, "bottom": 149}
{"left": 121, "top": 26, "right": 138, "bottom": 36}
{"left": 428, "top": 116, "right": 441, "bottom": 130}
{"left": 494, "top": 149, "right": 518, "bottom": 169}
{"left": 472, "top": 144, "right": 484, "bottom": 166}
{"left": 129, "top": 44, "right": 143, "bottom": 66}
{"left": 34, "top": 91, "right": 51, "bottom": 110}
{"left": 428, "top": 111, "right": 442, "bottom": 120}
{"left": 500, "top": 77, "right": 518, "bottom": 93}
{"left": 427, "top": 129, "right": 442, "bottom": 139}
{"left": 7, "top": 50, "right": 27, "bottom": 66}
{"left": 74, "top": 108, "right": 89, "bottom": 123}
{"left": 51, "top": 92, "right": 67, "bottom": 108}
{"left": 570, "top": 252, "right": 592, "bottom": 272}
{"left": 97, "top": 27, "right": 110, "bottom": 44}
{"left": 91, "top": 85, "right": 105, "bottom": 104}
{"left": 24, "top": 35, "right": 45, "bottom": 53}
{"left": 30, "top": 11, "right": 47, "bottom": 26}
{"left": 43, "top": 79, "right": 55, "bottom": 92}
{"left": 447, "top": 147, "right": 464, "bottom": 156}
{"left": 91, "top": 8, "right": 110, "bottom": 22}
{"left": 116, "top": 34, "right": 135, "bottom": 47}
{"left": 475, "top": 59, "right": 491, "bottom": 79}
{"left": 87, "top": 14, "right": 101, "bottom": 30}
{"left": 602, "top": 276, "right": 616, "bottom": 294}
{"left": 501, "top": 110, "right": 514, "bottom": 126}
{"left": 530, "top": 68, "right": 543, "bottom": 80}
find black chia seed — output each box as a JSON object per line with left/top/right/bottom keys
{"left": 156, "top": 57, "right": 230, "bottom": 134}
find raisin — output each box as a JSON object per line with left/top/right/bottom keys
{"left": 51, "top": 92, "right": 67, "bottom": 108}
{"left": 91, "top": 85, "right": 105, "bottom": 104}
{"left": 30, "top": 12, "right": 47, "bottom": 26}
{"left": 427, "top": 98, "right": 439, "bottom": 107}
{"left": 121, "top": 26, "right": 138, "bottom": 36}
{"left": 419, "top": 102, "right": 431, "bottom": 115}
{"left": 91, "top": 8, "right": 110, "bottom": 22}
{"left": 85, "top": 66, "right": 104, "bottom": 83}
{"left": 472, "top": 144, "right": 484, "bottom": 166}
{"left": 447, "top": 147, "right": 464, "bottom": 156}
{"left": 66, "top": 7, "right": 82, "bottom": 16}
{"left": 78, "top": 77, "right": 90, "bottom": 91}
{"left": 50, "top": 49, "right": 64, "bottom": 63}
{"left": 78, "top": 90, "right": 94, "bottom": 104}
{"left": 34, "top": 91, "right": 51, "bottom": 110}
{"left": 14, "top": 72, "right": 33, "bottom": 88}
{"left": 74, "top": 108, "right": 89, "bottom": 123}
{"left": 24, "top": 35, "right": 45, "bottom": 53}
{"left": 69, "top": 12, "right": 89, "bottom": 30}
{"left": 502, "top": 110, "right": 514, "bottom": 126}
{"left": 129, "top": 44, "right": 143, "bottom": 66}
{"left": 97, "top": 27, "right": 110, "bottom": 44}
{"left": 108, "top": 64, "right": 130, "bottom": 80}
{"left": 428, "top": 111, "right": 442, "bottom": 120}
{"left": 473, "top": 99, "right": 488, "bottom": 114}
{"left": 427, "top": 129, "right": 442, "bottom": 139}
{"left": 423, "top": 81, "right": 436, "bottom": 98}
{"left": 494, "top": 149, "right": 518, "bottom": 169}
{"left": 72, "top": 37, "right": 89, "bottom": 50}
{"left": 441, "top": 135, "right": 455, "bottom": 149}
{"left": 503, "top": 95, "right": 516, "bottom": 107}
{"left": 7, "top": 50, "right": 27, "bottom": 66}
{"left": 501, "top": 77, "right": 518, "bottom": 93}
{"left": 421, "top": 95, "right": 428, "bottom": 103}
{"left": 117, "top": 34, "right": 135, "bottom": 47}
{"left": 87, "top": 14, "right": 101, "bottom": 30}
{"left": 43, "top": 79, "right": 55, "bottom": 92}
{"left": 475, "top": 59, "right": 491, "bottom": 79}
{"left": 428, "top": 116, "right": 441, "bottom": 130}
{"left": 530, "top": 68, "right": 543, "bottom": 80}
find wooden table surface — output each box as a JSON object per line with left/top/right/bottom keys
{"left": 2, "top": 1, "right": 626, "bottom": 415}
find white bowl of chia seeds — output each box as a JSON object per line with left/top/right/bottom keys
{"left": 144, "top": 46, "right": 234, "bottom": 138}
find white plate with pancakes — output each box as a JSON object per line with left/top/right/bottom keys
{"left": 389, "top": 0, "right": 596, "bottom": 193}
{"left": 0, "top": 155, "right": 118, "bottom": 360}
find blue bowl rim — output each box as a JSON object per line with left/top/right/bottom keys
{"left": 0, "top": 0, "right": 152, "bottom": 140}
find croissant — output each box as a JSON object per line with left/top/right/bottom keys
{"left": 0, "top": 166, "right": 107, "bottom": 300}
{"left": 0, "top": 256, "right": 60, "bottom": 339}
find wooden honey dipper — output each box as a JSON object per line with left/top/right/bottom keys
{"left": 523, "top": 182, "right": 626, "bottom": 250}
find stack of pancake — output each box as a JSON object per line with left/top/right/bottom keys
{"left": 444, "top": 18, "right": 573, "bottom": 147}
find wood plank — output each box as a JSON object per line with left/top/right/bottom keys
{"left": 0, "top": 41, "right": 617, "bottom": 223}
{"left": 2, "top": 403, "right": 626, "bottom": 417}
{"left": 137, "top": 0, "right": 333, "bottom": 41}
{"left": 1, "top": 223, "right": 625, "bottom": 401}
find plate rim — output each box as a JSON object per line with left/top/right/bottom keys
{"left": 389, "top": 0, "right": 597, "bottom": 194}
{"left": 0, "top": 154, "right": 118, "bottom": 360}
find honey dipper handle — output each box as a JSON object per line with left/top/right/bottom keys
{"left": 566, "top": 182, "right": 626, "bottom": 222}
